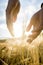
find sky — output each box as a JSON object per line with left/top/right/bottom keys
{"left": 0, "top": 0, "right": 43, "bottom": 39}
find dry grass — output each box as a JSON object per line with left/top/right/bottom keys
{"left": 0, "top": 32, "right": 43, "bottom": 65}
{"left": 0, "top": 41, "right": 33, "bottom": 65}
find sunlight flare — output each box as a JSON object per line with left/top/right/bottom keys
{"left": 13, "top": 22, "right": 23, "bottom": 38}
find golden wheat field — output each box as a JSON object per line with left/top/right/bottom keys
{"left": 0, "top": 32, "right": 43, "bottom": 65}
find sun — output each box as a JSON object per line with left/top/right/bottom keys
{"left": 13, "top": 22, "right": 23, "bottom": 38}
